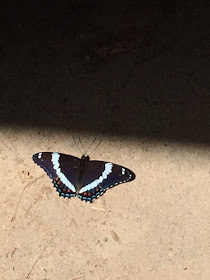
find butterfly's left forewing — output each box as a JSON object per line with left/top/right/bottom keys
{"left": 78, "top": 160, "right": 135, "bottom": 203}
{"left": 32, "top": 152, "right": 80, "bottom": 198}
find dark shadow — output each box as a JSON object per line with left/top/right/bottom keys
{"left": 0, "top": 0, "right": 209, "bottom": 144}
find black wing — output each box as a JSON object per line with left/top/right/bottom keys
{"left": 78, "top": 160, "right": 135, "bottom": 203}
{"left": 32, "top": 152, "right": 80, "bottom": 198}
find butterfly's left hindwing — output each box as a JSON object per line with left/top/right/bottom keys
{"left": 32, "top": 152, "right": 80, "bottom": 198}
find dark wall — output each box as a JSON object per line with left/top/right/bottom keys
{"left": 0, "top": 1, "right": 209, "bottom": 144}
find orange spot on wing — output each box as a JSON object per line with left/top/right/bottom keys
{"left": 83, "top": 192, "right": 87, "bottom": 196}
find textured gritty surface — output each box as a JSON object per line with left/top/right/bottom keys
{"left": 0, "top": 132, "right": 210, "bottom": 280}
{"left": 0, "top": 1, "right": 210, "bottom": 279}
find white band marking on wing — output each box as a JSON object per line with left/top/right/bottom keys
{"left": 79, "top": 162, "right": 113, "bottom": 193}
{"left": 51, "top": 153, "right": 76, "bottom": 192}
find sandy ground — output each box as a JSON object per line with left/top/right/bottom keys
{"left": 1, "top": 131, "right": 210, "bottom": 279}
{"left": 0, "top": 1, "right": 210, "bottom": 280}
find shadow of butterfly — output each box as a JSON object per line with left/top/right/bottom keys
{"left": 32, "top": 152, "right": 135, "bottom": 203}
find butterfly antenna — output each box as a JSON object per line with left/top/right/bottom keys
{"left": 89, "top": 139, "right": 103, "bottom": 156}
{"left": 84, "top": 137, "right": 97, "bottom": 155}
{"left": 73, "top": 136, "right": 83, "bottom": 155}
{"left": 78, "top": 137, "right": 86, "bottom": 154}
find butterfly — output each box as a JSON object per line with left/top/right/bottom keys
{"left": 32, "top": 152, "right": 135, "bottom": 203}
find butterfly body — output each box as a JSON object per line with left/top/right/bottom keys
{"left": 74, "top": 155, "right": 90, "bottom": 193}
{"left": 32, "top": 152, "right": 135, "bottom": 203}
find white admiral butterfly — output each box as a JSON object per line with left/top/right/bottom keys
{"left": 32, "top": 152, "right": 135, "bottom": 203}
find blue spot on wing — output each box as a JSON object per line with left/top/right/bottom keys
{"left": 53, "top": 178, "right": 76, "bottom": 198}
